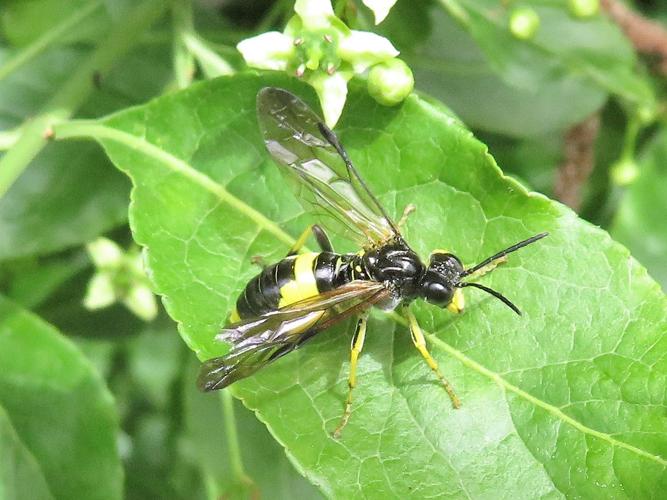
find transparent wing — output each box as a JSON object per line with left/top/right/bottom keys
{"left": 256, "top": 87, "right": 399, "bottom": 248}
{"left": 197, "top": 281, "right": 389, "bottom": 391}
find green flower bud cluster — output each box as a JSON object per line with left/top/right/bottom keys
{"left": 509, "top": 0, "right": 601, "bottom": 41}
{"left": 567, "top": 0, "right": 600, "bottom": 19}
{"left": 237, "top": 0, "right": 413, "bottom": 127}
{"left": 84, "top": 237, "right": 157, "bottom": 321}
{"left": 509, "top": 6, "right": 540, "bottom": 40}
{"left": 611, "top": 158, "right": 639, "bottom": 186}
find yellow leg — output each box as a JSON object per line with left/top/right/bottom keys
{"left": 286, "top": 224, "right": 333, "bottom": 256}
{"left": 404, "top": 307, "right": 461, "bottom": 409}
{"left": 333, "top": 313, "right": 368, "bottom": 438}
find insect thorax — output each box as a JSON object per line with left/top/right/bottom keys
{"left": 360, "top": 241, "right": 425, "bottom": 303}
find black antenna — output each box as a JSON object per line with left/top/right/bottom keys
{"left": 317, "top": 122, "right": 401, "bottom": 235}
{"left": 456, "top": 282, "right": 521, "bottom": 315}
{"left": 461, "top": 232, "right": 548, "bottom": 278}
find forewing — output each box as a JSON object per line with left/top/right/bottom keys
{"left": 197, "top": 281, "right": 389, "bottom": 391}
{"left": 256, "top": 87, "right": 398, "bottom": 247}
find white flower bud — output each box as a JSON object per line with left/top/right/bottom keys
{"left": 367, "top": 58, "right": 414, "bottom": 106}
{"left": 123, "top": 284, "right": 158, "bottom": 322}
{"left": 237, "top": 32, "right": 295, "bottom": 71}
{"left": 362, "top": 0, "right": 398, "bottom": 24}
{"left": 611, "top": 158, "right": 639, "bottom": 186}
{"left": 83, "top": 272, "right": 116, "bottom": 310}
{"left": 338, "top": 31, "right": 399, "bottom": 73}
{"left": 567, "top": 0, "right": 599, "bottom": 18}
{"left": 509, "top": 7, "right": 540, "bottom": 40}
{"left": 86, "top": 237, "right": 123, "bottom": 269}
{"left": 309, "top": 71, "right": 352, "bottom": 127}
{"left": 294, "top": 0, "right": 335, "bottom": 30}
{"left": 126, "top": 250, "right": 146, "bottom": 278}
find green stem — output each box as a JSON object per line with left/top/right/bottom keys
{"left": 202, "top": 469, "right": 222, "bottom": 500}
{"left": 620, "top": 113, "right": 641, "bottom": 161}
{"left": 199, "top": 42, "right": 239, "bottom": 59}
{"left": 53, "top": 119, "right": 296, "bottom": 247}
{"left": 0, "top": 127, "right": 22, "bottom": 151}
{"left": 0, "top": 0, "right": 104, "bottom": 82}
{"left": 182, "top": 32, "right": 234, "bottom": 78}
{"left": 219, "top": 390, "right": 249, "bottom": 483}
{"left": 172, "top": 0, "right": 196, "bottom": 89}
{"left": 437, "top": 0, "right": 470, "bottom": 23}
{"left": 0, "top": 0, "right": 166, "bottom": 199}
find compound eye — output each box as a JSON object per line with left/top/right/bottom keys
{"left": 429, "top": 252, "right": 463, "bottom": 274}
{"left": 423, "top": 277, "right": 453, "bottom": 307}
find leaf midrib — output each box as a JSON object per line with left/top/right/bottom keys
{"left": 389, "top": 312, "right": 667, "bottom": 467}
{"left": 54, "top": 120, "right": 667, "bottom": 468}
{"left": 54, "top": 120, "right": 295, "bottom": 248}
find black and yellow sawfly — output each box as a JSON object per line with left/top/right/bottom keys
{"left": 198, "top": 87, "right": 547, "bottom": 437}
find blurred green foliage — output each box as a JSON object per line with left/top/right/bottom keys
{"left": 0, "top": 1, "right": 665, "bottom": 499}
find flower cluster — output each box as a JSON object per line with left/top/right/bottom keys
{"left": 237, "top": 0, "right": 413, "bottom": 126}
{"left": 84, "top": 237, "right": 158, "bottom": 321}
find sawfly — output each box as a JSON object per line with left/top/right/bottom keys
{"left": 198, "top": 87, "right": 547, "bottom": 437}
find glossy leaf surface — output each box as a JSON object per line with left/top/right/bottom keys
{"left": 183, "top": 356, "right": 322, "bottom": 499}
{"left": 442, "top": 0, "right": 654, "bottom": 106}
{"left": 612, "top": 129, "right": 667, "bottom": 290}
{"left": 71, "top": 74, "right": 666, "bottom": 498}
{"left": 0, "top": 405, "right": 53, "bottom": 500}
{"left": 382, "top": 1, "right": 654, "bottom": 137}
{"left": 0, "top": 44, "right": 170, "bottom": 260}
{"left": 0, "top": 296, "right": 123, "bottom": 500}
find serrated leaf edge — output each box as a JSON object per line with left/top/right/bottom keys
{"left": 56, "top": 120, "right": 667, "bottom": 470}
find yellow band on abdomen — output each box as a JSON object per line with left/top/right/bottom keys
{"left": 278, "top": 252, "right": 320, "bottom": 308}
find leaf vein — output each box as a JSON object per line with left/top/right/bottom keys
{"left": 386, "top": 312, "right": 667, "bottom": 468}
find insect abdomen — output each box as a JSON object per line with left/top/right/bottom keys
{"left": 232, "top": 252, "right": 357, "bottom": 322}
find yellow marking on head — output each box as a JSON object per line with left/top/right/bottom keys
{"left": 447, "top": 288, "right": 465, "bottom": 314}
{"left": 355, "top": 265, "right": 362, "bottom": 273}
{"left": 229, "top": 307, "right": 241, "bottom": 323}
{"left": 431, "top": 249, "right": 450, "bottom": 256}
{"left": 279, "top": 252, "right": 320, "bottom": 308}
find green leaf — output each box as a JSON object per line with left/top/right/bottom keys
{"left": 611, "top": 128, "right": 667, "bottom": 290}
{"left": 439, "top": 0, "right": 655, "bottom": 107}
{"left": 1, "top": 250, "right": 88, "bottom": 308}
{"left": 0, "top": 45, "right": 170, "bottom": 260}
{"left": 182, "top": 356, "right": 322, "bottom": 499}
{"left": 0, "top": 404, "right": 53, "bottom": 500}
{"left": 57, "top": 74, "right": 666, "bottom": 497}
{"left": 36, "top": 268, "right": 145, "bottom": 340}
{"left": 0, "top": 0, "right": 108, "bottom": 47}
{"left": 381, "top": 3, "right": 607, "bottom": 137}
{"left": 480, "top": 131, "right": 563, "bottom": 196}
{"left": 127, "top": 317, "right": 184, "bottom": 409}
{"left": 386, "top": 0, "right": 655, "bottom": 137}
{"left": 0, "top": 140, "right": 130, "bottom": 261}
{"left": 0, "top": 295, "right": 123, "bottom": 500}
